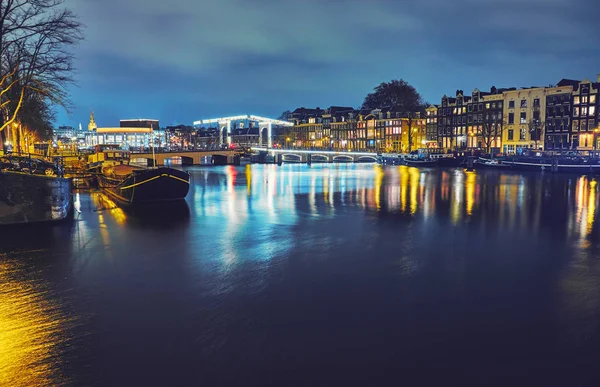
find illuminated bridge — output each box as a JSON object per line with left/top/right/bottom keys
{"left": 193, "top": 114, "right": 293, "bottom": 148}
{"left": 252, "top": 147, "right": 379, "bottom": 163}
{"left": 130, "top": 150, "right": 237, "bottom": 166}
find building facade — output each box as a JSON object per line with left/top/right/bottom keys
{"left": 502, "top": 87, "right": 547, "bottom": 154}
{"left": 120, "top": 119, "right": 160, "bottom": 131}
{"left": 425, "top": 105, "right": 438, "bottom": 146}
{"left": 438, "top": 91, "right": 469, "bottom": 149}
{"left": 544, "top": 80, "right": 578, "bottom": 151}
{"left": 570, "top": 78, "right": 600, "bottom": 151}
{"left": 282, "top": 106, "right": 426, "bottom": 152}
{"left": 53, "top": 126, "right": 77, "bottom": 140}
{"left": 286, "top": 107, "right": 324, "bottom": 148}
{"left": 466, "top": 87, "right": 505, "bottom": 151}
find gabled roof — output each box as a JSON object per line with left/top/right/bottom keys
{"left": 557, "top": 79, "right": 580, "bottom": 87}
{"left": 327, "top": 106, "right": 354, "bottom": 115}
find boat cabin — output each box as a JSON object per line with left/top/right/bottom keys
{"left": 414, "top": 148, "right": 455, "bottom": 160}
{"left": 88, "top": 144, "right": 130, "bottom": 166}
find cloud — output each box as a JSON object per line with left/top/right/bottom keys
{"left": 59, "top": 0, "right": 600, "bottom": 126}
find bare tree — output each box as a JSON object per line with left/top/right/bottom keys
{"left": 480, "top": 112, "right": 504, "bottom": 154}
{"left": 528, "top": 117, "right": 544, "bottom": 150}
{"left": 406, "top": 111, "right": 421, "bottom": 153}
{"left": 0, "top": 0, "right": 83, "bottom": 148}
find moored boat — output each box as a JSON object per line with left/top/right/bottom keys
{"left": 89, "top": 145, "right": 190, "bottom": 204}
{"left": 378, "top": 148, "right": 461, "bottom": 167}
{"left": 377, "top": 152, "right": 410, "bottom": 165}
{"left": 474, "top": 157, "right": 513, "bottom": 170}
{"left": 403, "top": 158, "right": 439, "bottom": 167}
{"left": 496, "top": 155, "right": 600, "bottom": 173}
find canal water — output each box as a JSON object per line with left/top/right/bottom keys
{"left": 1, "top": 164, "right": 600, "bottom": 386}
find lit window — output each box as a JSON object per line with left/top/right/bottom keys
{"left": 574, "top": 96, "right": 580, "bottom": 105}
{"left": 520, "top": 128, "right": 526, "bottom": 140}
{"left": 462, "top": 107, "right": 466, "bottom": 114}
{"left": 590, "top": 95, "right": 596, "bottom": 104}
{"left": 590, "top": 106, "right": 596, "bottom": 116}
{"left": 582, "top": 107, "right": 588, "bottom": 116}
{"left": 486, "top": 103, "right": 490, "bottom": 109}
{"left": 520, "top": 112, "right": 527, "bottom": 124}
{"left": 574, "top": 107, "right": 580, "bottom": 117}
{"left": 582, "top": 96, "right": 589, "bottom": 104}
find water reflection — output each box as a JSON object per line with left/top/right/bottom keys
{"left": 3, "top": 164, "right": 600, "bottom": 385}
{"left": 0, "top": 259, "right": 75, "bottom": 387}
{"left": 190, "top": 165, "right": 600, "bottom": 245}
{"left": 90, "top": 192, "right": 190, "bottom": 230}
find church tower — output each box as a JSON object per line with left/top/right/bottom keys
{"left": 88, "top": 111, "right": 97, "bottom": 131}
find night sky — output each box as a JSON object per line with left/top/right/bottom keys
{"left": 61, "top": 0, "right": 600, "bottom": 128}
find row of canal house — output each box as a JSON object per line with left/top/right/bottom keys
{"left": 427, "top": 76, "right": 600, "bottom": 154}
{"left": 280, "top": 106, "right": 427, "bottom": 152}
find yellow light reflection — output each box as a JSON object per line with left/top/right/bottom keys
{"left": 450, "top": 172, "right": 463, "bottom": 224}
{"left": 409, "top": 167, "right": 419, "bottom": 215}
{"left": 399, "top": 166, "right": 409, "bottom": 213}
{"left": 0, "top": 262, "right": 71, "bottom": 386}
{"left": 575, "top": 176, "right": 587, "bottom": 228}
{"left": 465, "top": 171, "right": 476, "bottom": 216}
{"left": 587, "top": 180, "right": 597, "bottom": 235}
{"left": 245, "top": 164, "right": 252, "bottom": 196}
{"left": 92, "top": 192, "right": 127, "bottom": 226}
{"left": 374, "top": 165, "right": 383, "bottom": 211}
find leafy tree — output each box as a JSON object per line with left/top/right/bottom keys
{"left": 278, "top": 110, "right": 292, "bottom": 121}
{"left": 362, "top": 79, "right": 424, "bottom": 152}
{"left": 362, "top": 79, "right": 423, "bottom": 111}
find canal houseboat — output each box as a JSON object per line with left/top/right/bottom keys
{"left": 89, "top": 145, "right": 190, "bottom": 204}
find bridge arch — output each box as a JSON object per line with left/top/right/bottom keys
{"left": 333, "top": 155, "right": 353, "bottom": 163}
{"left": 212, "top": 154, "right": 228, "bottom": 165}
{"left": 310, "top": 154, "right": 329, "bottom": 162}
{"left": 130, "top": 157, "right": 154, "bottom": 166}
{"left": 282, "top": 153, "right": 302, "bottom": 162}
{"left": 259, "top": 127, "right": 268, "bottom": 147}
{"left": 165, "top": 155, "right": 194, "bottom": 166}
{"left": 357, "top": 155, "right": 378, "bottom": 163}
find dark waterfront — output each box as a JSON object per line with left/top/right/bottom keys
{"left": 2, "top": 164, "right": 600, "bottom": 386}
